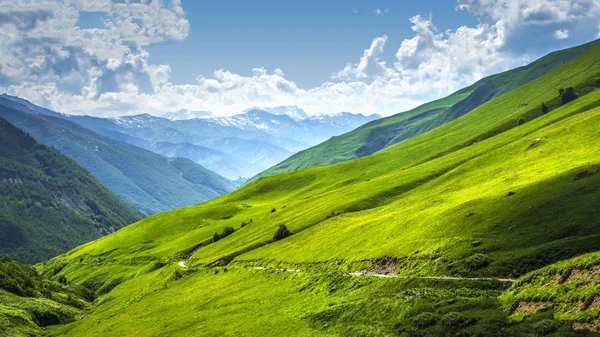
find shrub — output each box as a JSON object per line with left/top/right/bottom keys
{"left": 595, "top": 78, "right": 600, "bottom": 88}
{"left": 57, "top": 275, "right": 67, "bottom": 285}
{"left": 560, "top": 87, "right": 577, "bottom": 105}
{"left": 465, "top": 254, "right": 491, "bottom": 270}
{"left": 412, "top": 312, "right": 439, "bottom": 328}
{"left": 441, "top": 312, "right": 467, "bottom": 328}
{"left": 220, "top": 227, "right": 235, "bottom": 238}
{"left": 271, "top": 208, "right": 276, "bottom": 213}
{"left": 532, "top": 319, "right": 560, "bottom": 335}
{"left": 212, "top": 233, "right": 220, "bottom": 242}
{"left": 273, "top": 224, "right": 292, "bottom": 241}
{"left": 541, "top": 102, "right": 549, "bottom": 114}
{"left": 517, "top": 117, "right": 525, "bottom": 126}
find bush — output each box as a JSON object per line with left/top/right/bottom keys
{"left": 412, "top": 312, "right": 439, "bottom": 328}
{"left": 57, "top": 275, "right": 67, "bottom": 285}
{"left": 441, "top": 312, "right": 467, "bottom": 328}
{"left": 595, "top": 79, "right": 600, "bottom": 88}
{"left": 465, "top": 254, "right": 491, "bottom": 270}
{"left": 220, "top": 227, "right": 235, "bottom": 238}
{"left": 517, "top": 117, "right": 525, "bottom": 126}
{"left": 212, "top": 233, "right": 220, "bottom": 243}
{"left": 271, "top": 208, "right": 276, "bottom": 213}
{"left": 532, "top": 319, "right": 560, "bottom": 335}
{"left": 273, "top": 224, "right": 292, "bottom": 241}
{"left": 560, "top": 87, "right": 577, "bottom": 105}
{"left": 541, "top": 102, "right": 549, "bottom": 114}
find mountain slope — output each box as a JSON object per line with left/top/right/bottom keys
{"left": 0, "top": 117, "right": 143, "bottom": 263}
{"left": 253, "top": 38, "right": 600, "bottom": 181}
{"left": 0, "top": 102, "right": 236, "bottom": 215}
{"left": 33, "top": 41, "right": 600, "bottom": 336}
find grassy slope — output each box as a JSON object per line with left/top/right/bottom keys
{"left": 0, "top": 117, "right": 143, "bottom": 263}
{"left": 38, "top": 43, "right": 600, "bottom": 336}
{"left": 0, "top": 106, "right": 235, "bottom": 214}
{"left": 502, "top": 251, "right": 600, "bottom": 331}
{"left": 0, "top": 255, "right": 89, "bottom": 337}
{"left": 253, "top": 39, "right": 599, "bottom": 181}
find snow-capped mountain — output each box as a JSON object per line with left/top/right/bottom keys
{"left": 162, "top": 109, "right": 213, "bottom": 121}
{"left": 0, "top": 95, "right": 380, "bottom": 179}
{"left": 242, "top": 106, "right": 309, "bottom": 122}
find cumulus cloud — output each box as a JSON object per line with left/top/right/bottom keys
{"left": 1, "top": 0, "right": 600, "bottom": 118}
{"left": 334, "top": 35, "right": 396, "bottom": 81}
{"left": 554, "top": 29, "right": 570, "bottom": 40}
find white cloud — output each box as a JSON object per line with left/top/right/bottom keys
{"left": 373, "top": 8, "right": 388, "bottom": 16}
{"left": 334, "top": 35, "right": 396, "bottom": 81}
{"left": 554, "top": 29, "right": 570, "bottom": 40}
{"left": 352, "top": 7, "right": 358, "bottom": 14}
{"left": 1, "top": 0, "right": 600, "bottom": 119}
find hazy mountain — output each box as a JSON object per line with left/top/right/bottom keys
{"left": 162, "top": 109, "right": 214, "bottom": 120}
{"left": 0, "top": 116, "right": 143, "bottom": 263}
{"left": 0, "top": 95, "right": 379, "bottom": 179}
{"left": 0, "top": 97, "right": 236, "bottom": 215}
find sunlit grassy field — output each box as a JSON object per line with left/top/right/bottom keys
{"left": 30, "top": 43, "right": 600, "bottom": 336}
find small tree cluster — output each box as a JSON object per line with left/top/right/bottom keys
{"left": 559, "top": 87, "right": 577, "bottom": 105}
{"left": 595, "top": 78, "right": 600, "bottom": 88}
{"left": 240, "top": 219, "right": 253, "bottom": 228}
{"left": 273, "top": 224, "right": 292, "bottom": 241}
{"left": 541, "top": 102, "right": 549, "bottom": 114}
{"left": 213, "top": 227, "right": 235, "bottom": 242}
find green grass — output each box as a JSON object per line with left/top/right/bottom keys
{"left": 17, "top": 41, "right": 600, "bottom": 336}
{"left": 252, "top": 38, "right": 600, "bottom": 181}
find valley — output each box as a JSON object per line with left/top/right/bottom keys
{"left": 1, "top": 39, "right": 598, "bottom": 336}
{"left": 2, "top": 3, "right": 600, "bottom": 336}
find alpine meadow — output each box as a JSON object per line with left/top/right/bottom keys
{"left": 2, "top": 1, "right": 600, "bottom": 337}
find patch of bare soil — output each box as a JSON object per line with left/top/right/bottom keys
{"left": 572, "top": 322, "right": 598, "bottom": 333}
{"left": 513, "top": 301, "right": 553, "bottom": 314}
{"left": 568, "top": 265, "right": 600, "bottom": 283}
{"left": 555, "top": 265, "right": 600, "bottom": 284}
{"left": 369, "top": 256, "right": 397, "bottom": 275}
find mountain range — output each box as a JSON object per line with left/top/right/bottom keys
{"left": 6, "top": 100, "right": 379, "bottom": 180}
{"left": 3, "top": 37, "right": 600, "bottom": 337}
{"left": 0, "top": 97, "right": 236, "bottom": 215}
{"left": 0, "top": 116, "right": 143, "bottom": 263}
{"left": 4, "top": 38, "right": 597, "bottom": 337}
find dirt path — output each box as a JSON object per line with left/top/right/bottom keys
{"left": 177, "top": 263, "right": 515, "bottom": 283}
{"left": 259, "top": 267, "right": 516, "bottom": 283}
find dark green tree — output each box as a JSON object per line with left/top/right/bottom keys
{"left": 541, "top": 102, "right": 549, "bottom": 114}
{"left": 561, "top": 87, "right": 577, "bottom": 105}
{"left": 273, "top": 225, "right": 292, "bottom": 241}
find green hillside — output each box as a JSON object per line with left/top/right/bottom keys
{"left": 253, "top": 39, "right": 600, "bottom": 181}
{"left": 0, "top": 105, "right": 236, "bottom": 215}
{"left": 0, "top": 255, "right": 89, "bottom": 336}
{"left": 0, "top": 117, "right": 142, "bottom": 263}
{"left": 12, "top": 41, "right": 600, "bottom": 336}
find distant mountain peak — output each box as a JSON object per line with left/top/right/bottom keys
{"left": 162, "top": 109, "right": 214, "bottom": 121}
{"left": 243, "top": 106, "right": 309, "bottom": 121}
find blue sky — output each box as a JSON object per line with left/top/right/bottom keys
{"left": 147, "top": 0, "right": 478, "bottom": 88}
{"left": 1, "top": 0, "right": 599, "bottom": 117}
